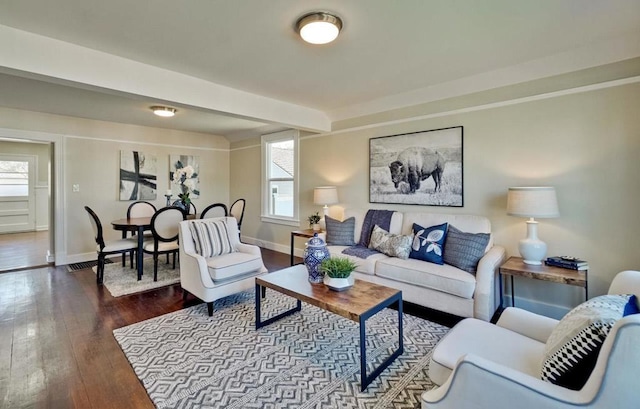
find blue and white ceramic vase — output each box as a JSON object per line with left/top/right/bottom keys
{"left": 303, "top": 234, "right": 330, "bottom": 284}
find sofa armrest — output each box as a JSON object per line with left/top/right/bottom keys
{"left": 496, "top": 307, "right": 559, "bottom": 343}
{"left": 422, "top": 354, "right": 587, "bottom": 409}
{"left": 473, "top": 245, "right": 507, "bottom": 321}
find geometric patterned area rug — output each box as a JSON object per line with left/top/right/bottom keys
{"left": 91, "top": 258, "right": 180, "bottom": 297}
{"left": 113, "top": 290, "right": 449, "bottom": 408}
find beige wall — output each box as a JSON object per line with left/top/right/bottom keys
{"left": 231, "top": 82, "right": 640, "bottom": 316}
{"left": 0, "top": 107, "right": 230, "bottom": 260}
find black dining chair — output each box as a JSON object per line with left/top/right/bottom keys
{"left": 122, "top": 201, "right": 157, "bottom": 266}
{"left": 143, "top": 207, "right": 185, "bottom": 281}
{"left": 229, "top": 198, "right": 245, "bottom": 239}
{"left": 85, "top": 206, "right": 137, "bottom": 285}
{"left": 172, "top": 200, "right": 197, "bottom": 216}
{"left": 200, "top": 203, "right": 228, "bottom": 219}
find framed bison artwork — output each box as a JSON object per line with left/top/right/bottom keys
{"left": 369, "top": 126, "right": 463, "bottom": 207}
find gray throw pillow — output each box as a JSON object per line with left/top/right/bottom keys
{"left": 325, "top": 216, "right": 356, "bottom": 246}
{"left": 442, "top": 225, "right": 490, "bottom": 274}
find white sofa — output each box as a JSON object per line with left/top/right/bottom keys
{"left": 423, "top": 270, "right": 640, "bottom": 409}
{"left": 320, "top": 209, "right": 506, "bottom": 321}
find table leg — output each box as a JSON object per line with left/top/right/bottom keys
{"left": 290, "top": 233, "right": 294, "bottom": 266}
{"left": 121, "top": 230, "right": 127, "bottom": 266}
{"left": 498, "top": 272, "right": 504, "bottom": 309}
{"left": 359, "top": 293, "right": 403, "bottom": 391}
{"left": 255, "top": 284, "right": 302, "bottom": 330}
{"left": 511, "top": 275, "right": 515, "bottom": 307}
{"left": 137, "top": 226, "right": 144, "bottom": 280}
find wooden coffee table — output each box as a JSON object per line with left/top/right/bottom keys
{"left": 255, "top": 264, "right": 403, "bottom": 391}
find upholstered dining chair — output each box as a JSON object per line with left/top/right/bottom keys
{"left": 85, "top": 206, "right": 138, "bottom": 285}
{"left": 123, "top": 201, "right": 157, "bottom": 266}
{"left": 229, "top": 198, "right": 245, "bottom": 239}
{"left": 143, "top": 207, "right": 186, "bottom": 281}
{"left": 200, "top": 203, "right": 228, "bottom": 219}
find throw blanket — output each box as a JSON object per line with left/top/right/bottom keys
{"left": 342, "top": 209, "right": 394, "bottom": 259}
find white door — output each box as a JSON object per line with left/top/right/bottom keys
{"left": 0, "top": 155, "right": 36, "bottom": 233}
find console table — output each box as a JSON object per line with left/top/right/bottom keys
{"left": 499, "top": 256, "right": 588, "bottom": 308}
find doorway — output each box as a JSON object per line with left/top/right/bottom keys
{"left": 0, "top": 140, "right": 52, "bottom": 272}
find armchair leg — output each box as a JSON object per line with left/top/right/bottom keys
{"left": 207, "top": 302, "right": 214, "bottom": 316}
{"left": 182, "top": 289, "right": 189, "bottom": 301}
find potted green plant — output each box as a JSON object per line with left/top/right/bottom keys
{"left": 308, "top": 211, "right": 321, "bottom": 231}
{"left": 320, "top": 257, "right": 357, "bottom": 291}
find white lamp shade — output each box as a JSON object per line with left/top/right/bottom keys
{"left": 507, "top": 187, "right": 559, "bottom": 218}
{"left": 313, "top": 186, "right": 338, "bottom": 205}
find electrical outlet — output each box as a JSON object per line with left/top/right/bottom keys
{"left": 72, "top": 184, "right": 80, "bottom": 192}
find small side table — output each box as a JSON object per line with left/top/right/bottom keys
{"left": 499, "top": 256, "right": 588, "bottom": 308}
{"left": 290, "top": 229, "right": 322, "bottom": 266}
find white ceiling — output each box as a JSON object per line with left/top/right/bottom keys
{"left": 1, "top": 0, "right": 639, "bottom": 141}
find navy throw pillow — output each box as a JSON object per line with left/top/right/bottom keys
{"left": 623, "top": 294, "right": 639, "bottom": 316}
{"left": 409, "top": 222, "right": 448, "bottom": 264}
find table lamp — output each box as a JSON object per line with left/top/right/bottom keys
{"left": 313, "top": 186, "right": 338, "bottom": 216}
{"left": 507, "top": 187, "right": 559, "bottom": 265}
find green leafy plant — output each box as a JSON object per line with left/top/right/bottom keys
{"left": 320, "top": 257, "right": 357, "bottom": 278}
{"left": 307, "top": 211, "right": 321, "bottom": 226}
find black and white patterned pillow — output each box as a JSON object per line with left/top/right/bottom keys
{"left": 442, "top": 225, "right": 490, "bottom": 274}
{"left": 541, "top": 294, "right": 629, "bottom": 390}
{"left": 189, "top": 219, "right": 235, "bottom": 257}
{"left": 325, "top": 216, "right": 356, "bottom": 246}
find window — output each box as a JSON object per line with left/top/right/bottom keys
{"left": 261, "top": 130, "right": 299, "bottom": 225}
{"left": 0, "top": 160, "right": 29, "bottom": 197}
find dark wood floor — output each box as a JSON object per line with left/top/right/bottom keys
{"left": 0, "top": 248, "right": 457, "bottom": 409}
{"left": 0, "top": 231, "right": 50, "bottom": 273}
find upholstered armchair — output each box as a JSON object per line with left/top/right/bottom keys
{"left": 178, "top": 216, "right": 267, "bottom": 316}
{"left": 422, "top": 270, "right": 640, "bottom": 409}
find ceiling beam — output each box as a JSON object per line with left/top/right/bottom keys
{"left": 0, "top": 24, "right": 331, "bottom": 133}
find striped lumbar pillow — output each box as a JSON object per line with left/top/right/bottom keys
{"left": 189, "top": 219, "right": 235, "bottom": 257}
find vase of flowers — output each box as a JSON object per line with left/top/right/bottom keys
{"left": 172, "top": 164, "right": 196, "bottom": 209}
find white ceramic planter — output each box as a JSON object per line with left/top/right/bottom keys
{"left": 323, "top": 275, "right": 354, "bottom": 291}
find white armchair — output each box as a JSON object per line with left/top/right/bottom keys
{"left": 423, "top": 270, "right": 640, "bottom": 409}
{"left": 178, "top": 216, "right": 267, "bottom": 316}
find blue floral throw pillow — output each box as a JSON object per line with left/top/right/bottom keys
{"left": 409, "top": 222, "right": 448, "bottom": 264}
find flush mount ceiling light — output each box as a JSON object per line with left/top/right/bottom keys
{"left": 296, "top": 12, "right": 343, "bottom": 44}
{"left": 150, "top": 106, "right": 177, "bottom": 117}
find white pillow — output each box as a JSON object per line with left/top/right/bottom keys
{"left": 189, "top": 219, "right": 235, "bottom": 257}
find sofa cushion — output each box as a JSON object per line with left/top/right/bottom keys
{"left": 409, "top": 222, "right": 448, "bottom": 264}
{"left": 189, "top": 219, "right": 235, "bottom": 257}
{"left": 326, "top": 245, "right": 387, "bottom": 275}
{"left": 325, "top": 216, "right": 356, "bottom": 246}
{"left": 375, "top": 257, "right": 476, "bottom": 299}
{"left": 368, "top": 225, "right": 412, "bottom": 259}
{"left": 541, "top": 294, "right": 629, "bottom": 390}
{"left": 206, "top": 251, "right": 264, "bottom": 283}
{"left": 443, "top": 225, "right": 490, "bottom": 274}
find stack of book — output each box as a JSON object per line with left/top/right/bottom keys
{"left": 545, "top": 256, "right": 589, "bottom": 270}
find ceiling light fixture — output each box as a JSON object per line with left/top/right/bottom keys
{"left": 296, "top": 12, "right": 343, "bottom": 45}
{"left": 151, "top": 106, "right": 177, "bottom": 117}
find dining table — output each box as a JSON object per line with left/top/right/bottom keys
{"left": 111, "top": 217, "right": 152, "bottom": 280}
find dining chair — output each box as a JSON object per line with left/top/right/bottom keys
{"left": 85, "top": 206, "right": 138, "bottom": 285}
{"left": 123, "top": 201, "right": 157, "bottom": 266}
{"left": 143, "top": 207, "right": 185, "bottom": 281}
{"left": 229, "top": 198, "right": 245, "bottom": 239}
{"left": 201, "top": 203, "right": 228, "bottom": 219}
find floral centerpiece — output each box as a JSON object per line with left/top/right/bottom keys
{"left": 172, "top": 164, "right": 197, "bottom": 207}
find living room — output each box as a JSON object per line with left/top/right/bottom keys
{"left": 1, "top": 1, "right": 639, "bottom": 408}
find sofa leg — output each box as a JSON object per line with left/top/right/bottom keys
{"left": 207, "top": 302, "right": 214, "bottom": 316}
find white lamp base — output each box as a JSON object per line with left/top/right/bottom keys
{"left": 322, "top": 205, "right": 330, "bottom": 217}
{"left": 518, "top": 219, "right": 547, "bottom": 265}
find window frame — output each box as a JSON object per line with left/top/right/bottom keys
{"left": 261, "top": 129, "right": 300, "bottom": 226}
